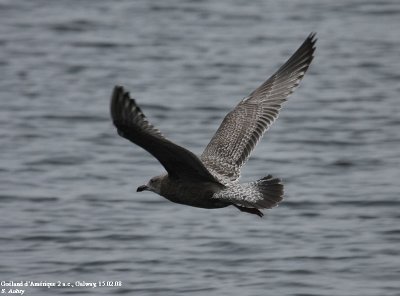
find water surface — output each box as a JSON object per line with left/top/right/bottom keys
{"left": 1, "top": 1, "right": 399, "bottom": 295}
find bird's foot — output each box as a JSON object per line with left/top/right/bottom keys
{"left": 233, "top": 205, "right": 264, "bottom": 218}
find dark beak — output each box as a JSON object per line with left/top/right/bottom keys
{"left": 137, "top": 185, "right": 148, "bottom": 192}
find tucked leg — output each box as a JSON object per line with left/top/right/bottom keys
{"left": 233, "top": 204, "right": 264, "bottom": 218}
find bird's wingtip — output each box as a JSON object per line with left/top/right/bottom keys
{"left": 308, "top": 32, "right": 318, "bottom": 48}
{"left": 110, "top": 85, "right": 127, "bottom": 121}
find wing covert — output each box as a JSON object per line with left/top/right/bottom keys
{"left": 201, "top": 33, "right": 317, "bottom": 183}
{"left": 111, "top": 85, "right": 219, "bottom": 183}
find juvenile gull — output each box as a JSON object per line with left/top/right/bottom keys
{"left": 110, "top": 33, "right": 316, "bottom": 217}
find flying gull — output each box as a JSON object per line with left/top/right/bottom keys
{"left": 110, "top": 33, "right": 316, "bottom": 217}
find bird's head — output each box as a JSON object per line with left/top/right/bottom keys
{"left": 137, "top": 175, "right": 163, "bottom": 194}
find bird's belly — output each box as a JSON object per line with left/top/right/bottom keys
{"left": 161, "top": 183, "right": 228, "bottom": 209}
{"left": 163, "top": 194, "right": 228, "bottom": 209}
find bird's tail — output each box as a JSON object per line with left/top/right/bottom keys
{"left": 250, "top": 175, "right": 284, "bottom": 209}
{"left": 215, "top": 175, "right": 284, "bottom": 217}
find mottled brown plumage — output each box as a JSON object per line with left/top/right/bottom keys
{"left": 201, "top": 33, "right": 316, "bottom": 184}
{"left": 110, "top": 33, "right": 316, "bottom": 217}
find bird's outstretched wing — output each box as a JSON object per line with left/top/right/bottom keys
{"left": 201, "top": 33, "right": 317, "bottom": 183}
{"left": 111, "top": 86, "right": 219, "bottom": 183}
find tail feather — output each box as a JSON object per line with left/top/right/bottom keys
{"left": 252, "top": 175, "right": 284, "bottom": 209}
{"left": 213, "top": 174, "right": 284, "bottom": 217}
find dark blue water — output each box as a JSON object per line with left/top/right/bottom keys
{"left": 1, "top": 0, "right": 399, "bottom": 295}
